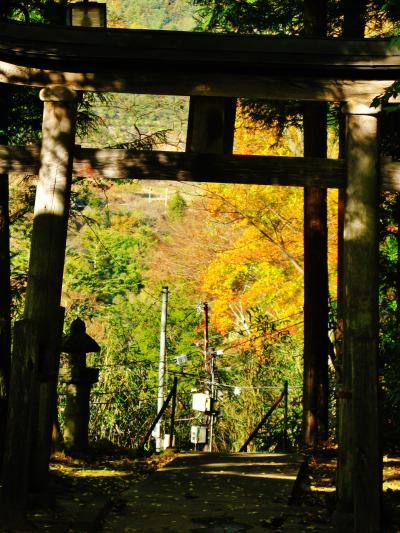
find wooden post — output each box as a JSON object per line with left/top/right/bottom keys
{"left": 283, "top": 380, "right": 288, "bottom": 452}
{"left": 302, "top": 170, "right": 329, "bottom": 446}
{"left": 0, "top": 321, "right": 38, "bottom": 529}
{"left": 31, "top": 306, "right": 65, "bottom": 488}
{"left": 0, "top": 86, "right": 11, "bottom": 463}
{"left": 302, "top": 0, "right": 329, "bottom": 449}
{"left": 168, "top": 377, "right": 178, "bottom": 448}
{"left": 203, "top": 301, "right": 209, "bottom": 370}
{"left": 24, "top": 85, "right": 77, "bottom": 489}
{"left": 186, "top": 96, "right": 236, "bottom": 154}
{"left": 336, "top": 2, "right": 367, "bottom": 516}
{"left": 186, "top": 96, "right": 236, "bottom": 452}
{"left": 342, "top": 101, "right": 381, "bottom": 532}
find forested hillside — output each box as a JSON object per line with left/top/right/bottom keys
{"left": 53, "top": 95, "right": 318, "bottom": 450}
{"left": 106, "top": 0, "right": 195, "bottom": 30}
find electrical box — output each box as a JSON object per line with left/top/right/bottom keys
{"left": 192, "top": 392, "right": 211, "bottom": 412}
{"left": 190, "top": 425, "right": 207, "bottom": 444}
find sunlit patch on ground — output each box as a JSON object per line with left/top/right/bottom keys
{"left": 310, "top": 485, "right": 335, "bottom": 492}
{"left": 383, "top": 455, "right": 400, "bottom": 494}
{"left": 51, "top": 464, "right": 132, "bottom": 478}
{"left": 24, "top": 449, "right": 177, "bottom": 531}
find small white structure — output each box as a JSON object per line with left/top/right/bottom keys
{"left": 175, "top": 354, "right": 188, "bottom": 365}
{"left": 163, "top": 434, "right": 175, "bottom": 449}
{"left": 192, "top": 392, "right": 211, "bottom": 412}
{"left": 190, "top": 426, "right": 207, "bottom": 444}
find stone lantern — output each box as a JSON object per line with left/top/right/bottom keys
{"left": 60, "top": 318, "right": 100, "bottom": 452}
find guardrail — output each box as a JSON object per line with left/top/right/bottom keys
{"left": 239, "top": 380, "right": 288, "bottom": 452}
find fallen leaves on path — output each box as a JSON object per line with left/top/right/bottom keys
{"left": 24, "top": 449, "right": 176, "bottom": 532}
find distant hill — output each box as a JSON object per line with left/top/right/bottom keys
{"left": 82, "top": 93, "right": 190, "bottom": 152}
{"left": 106, "top": 0, "right": 196, "bottom": 31}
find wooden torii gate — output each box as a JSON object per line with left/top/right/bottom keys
{"left": 2, "top": 19, "right": 400, "bottom": 532}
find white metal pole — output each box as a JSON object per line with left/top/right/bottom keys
{"left": 156, "top": 286, "right": 168, "bottom": 452}
{"left": 209, "top": 352, "right": 215, "bottom": 452}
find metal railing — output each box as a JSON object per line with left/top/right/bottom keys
{"left": 239, "top": 380, "right": 288, "bottom": 452}
{"left": 138, "top": 376, "right": 178, "bottom": 451}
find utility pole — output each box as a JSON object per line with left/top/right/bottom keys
{"left": 155, "top": 286, "right": 168, "bottom": 452}
{"left": 203, "top": 302, "right": 209, "bottom": 367}
{"left": 202, "top": 302, "right": 218, "bottom": 452}
{"left": 202, "top": 302, "right": 211, "bottom": 451}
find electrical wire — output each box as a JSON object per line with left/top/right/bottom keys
{"left": 227, "top": 310, "right": 304, "bottom": 336}
{"left": 205, "top": 380, "right": 301, "bottom": 392}
{"left": 215, "top": 319, "right": 305, "bottom": 353}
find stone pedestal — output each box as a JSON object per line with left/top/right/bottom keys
{"left": 61, "top": 359, "right": 99, "bottom": 452}
{"left": 60, "top": 318, "right": 100, "bottom": 453}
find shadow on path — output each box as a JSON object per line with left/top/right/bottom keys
{"left": 102, "top": 452, "right": 310, "bottom": 532}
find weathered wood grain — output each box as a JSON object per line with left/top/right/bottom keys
{"left": 24, "top": 88, "right": 77, "bottom": 490}
{"left": 1, "top": 62, "right": 394, "bottom": 101}
{"left": 0, "top": 21, "right": 399, "bottom": 100}
{"left": 1, "top": 21, "right": 400, "bottom": 70}
{"left": 0, "top": 144, "right": 346, "bottom": 188}
{"left": 343, "top": 106, "right": 381, "bottom": 533}
{"left": 3, "top": 144, "right": 400, "bottom": 191}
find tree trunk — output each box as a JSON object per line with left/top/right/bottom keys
{"left": 302, "top": 0, "right": 329, "bottom": 447}
{"left": 335, "top": 118, "right": 354, "bottom": 513}
{"left": 343, "top": 0, "right": 368, "bottom": 38}
{"left": 0, "top": 86, "right": 11, "bottom": 468}
{"left": 397, "top": 194, "right": 400, "bottom": 335}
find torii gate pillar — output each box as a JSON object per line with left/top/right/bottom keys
{"left": 342, "top": 101, "right": 381, "bottom": 532}
{"left": 24, "top": 85, "right": 77, "bottom": 488}
{"left": 0, "top": 85, "right": 77, "bottom": 526}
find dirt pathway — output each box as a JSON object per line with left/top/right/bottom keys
{"left": 102, "top": 452, "right": 306, "bottom": 532}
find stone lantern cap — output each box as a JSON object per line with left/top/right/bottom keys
{"left": 62, "top": 318, "right": 100, "bottom": 354}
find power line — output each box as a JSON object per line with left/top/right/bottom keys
{"left": 206, "top": 380, "right": 302, "bottom": 392}
{"left": 169, "top": 369, "right": 201, "bottom": 378}
{"left": 227, "top": 313, "right": 304, "bottom": 337}
{"left": 217, "top": 319, "right": 305, "bottom": 352}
